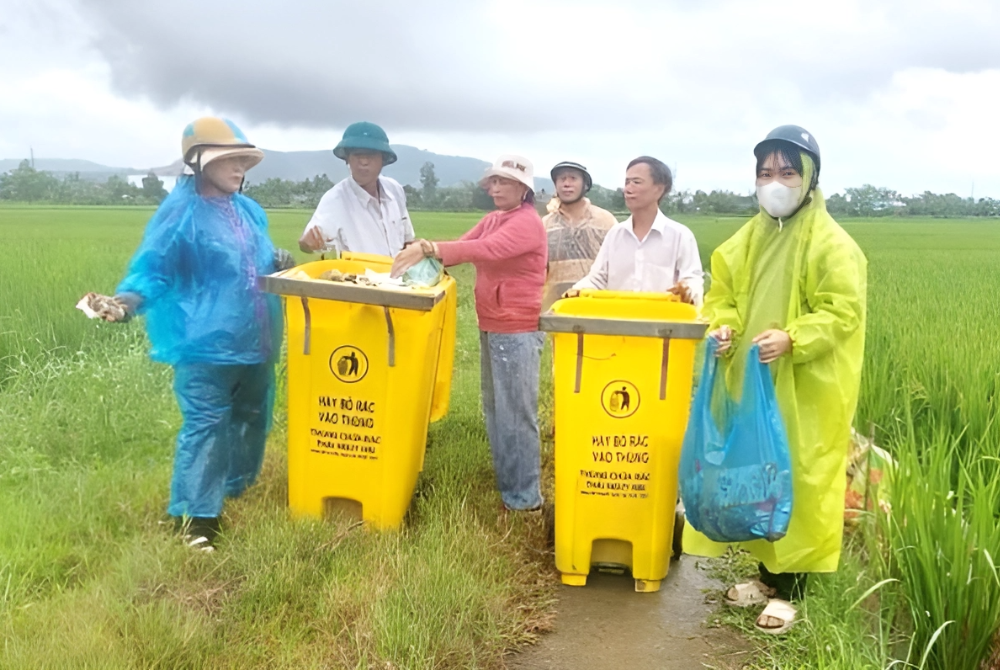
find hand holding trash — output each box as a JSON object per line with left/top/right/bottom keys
{"left": 752, "top": 329, "right": 792, "bottom": 363}
{"left": 708, "top": 325, "right": 733, "bottom": 356}
{"left": 298, "top": 226, "right": 334, "bottom": 254}
{"left": 667, "top": 281, "right": 695, "bottom": 305}
{"left": 76, "top": 292, "right": 140, "bottom": 323}
{"left": 274, "top": 248, "right": 297, "bottom": 271}
{"left": 391, "top": 240, "right": 437, "bottom": 279}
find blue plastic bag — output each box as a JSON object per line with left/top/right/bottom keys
{"left": 679, "top": 340, "right": 793, "bottom": 543}
{"left": 402, "top": 257, "right": 445, "bottom": 287}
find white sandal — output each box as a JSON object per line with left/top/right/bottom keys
{"left": 724, "top": 580, "right": 774, "bottom": 608}
{"left": 755, "top": 598, "right": 797, "bottom": 634}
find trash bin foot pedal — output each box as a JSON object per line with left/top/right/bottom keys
{"left": 561, "top": 573, "right": 588, "bottom": 587}
{"left": 634, "top": 579, "right": 661, "bottom": 593}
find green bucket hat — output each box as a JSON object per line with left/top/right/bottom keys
{"left": 333, "top": 121, "right": 397, "bottom": 165}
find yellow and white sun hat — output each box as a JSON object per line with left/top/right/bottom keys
{"left": 181, "top": 117, "right": 264, "bottom": 171}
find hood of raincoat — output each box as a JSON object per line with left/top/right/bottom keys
{"left": 117, "top": 176, "right": 283, "bottom": 365}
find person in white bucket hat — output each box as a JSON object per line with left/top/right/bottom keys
{"left": 391, "top": 154, "right": 548, "bottom": 512}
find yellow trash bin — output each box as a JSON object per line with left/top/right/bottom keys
{"left": 541, "top": 290, "right": 707, "bottom": 592}
{"left": 261, "top": 254, "right": 456, "bottom": 529}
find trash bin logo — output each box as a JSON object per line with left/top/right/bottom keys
{"left": 601, "top": 380, "right": 640, "bottom": 419}
{"left": 330, "top": 345, "right": 369, "bottom": 383}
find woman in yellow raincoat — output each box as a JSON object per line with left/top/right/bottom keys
{"left": 684, "top": 125, "right": 867, "bottom": 633}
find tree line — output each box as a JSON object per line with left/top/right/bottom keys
{"left": 0, "top": 160, "right": 168, "bottom": 205}
{"left": 3, "top": 159, "right": 998, "bottom": 218}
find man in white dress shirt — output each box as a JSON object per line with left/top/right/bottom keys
{"left": 298, "top": 121, "right": 414, "bottom": 256}
{"left": 573, "top": 156, "right": 703, "bottom": 305}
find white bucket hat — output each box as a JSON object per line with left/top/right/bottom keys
{"left": 480, "top": 154, "right": 534, "bottom": 192}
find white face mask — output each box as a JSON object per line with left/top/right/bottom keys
{"left": 756, "top": 181, "right": 802, "bottom": 220}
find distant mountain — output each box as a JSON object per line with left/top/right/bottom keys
{"left": 2, "top": 146, "right": 557, "bottom": 192}
{"left": 243, "top": 145, "right": 554, "bottom": 192}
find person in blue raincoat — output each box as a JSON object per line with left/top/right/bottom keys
{"left": 85, "top": 117, "right": 293, "bottom": 551}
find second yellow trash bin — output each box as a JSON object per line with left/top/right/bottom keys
{"left": 542, "top": 290, "right": 707, "bottom": 592}
{"left": 261, "top": 254, "right": 456, "bottom": 529}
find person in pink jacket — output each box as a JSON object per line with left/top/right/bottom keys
{"left": 391, "top": 155, "right": 548, "bottom": 511}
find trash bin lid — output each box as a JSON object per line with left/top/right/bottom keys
{"left": 538, "top": 313, "right": 708, "bottom": 340}
{"left": 259, "top": 274, "right": 445, "bottom": 312}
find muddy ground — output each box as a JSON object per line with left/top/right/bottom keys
{"left": 507, "top": 556, "right": 750, "bottom": 670}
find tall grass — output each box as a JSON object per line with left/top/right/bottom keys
{"left": 877, "top": 409, "right": 1000, "bottom": 669}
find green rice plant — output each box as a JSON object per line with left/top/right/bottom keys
{"left": 879, "top": 402, "right": 1000, "bottom": 669}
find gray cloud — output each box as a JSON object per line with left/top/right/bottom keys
{"left": 8, "top": 0, "right": 1000, "bottom": 197}
{"left": 76, "top": 0, "right": 632, "bottom": 132}
{"left": 68, "top": 0, "right": 998, "bottom": 143}
{"left": 65, "top": 0, "right": 1000, "bottom": 136}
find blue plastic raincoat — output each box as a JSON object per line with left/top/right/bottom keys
{"left": 684, "top": 183, "right": 867, "bottom": 574}
{"left": 118, "top": 176, "right": 282, "bottom": 366}
{"left": 117, "top": 176, "right": 283, "bottom": 518}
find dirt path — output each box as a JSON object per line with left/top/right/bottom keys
{"left": 506, "top": 556, "right": 750, "bottom": 670}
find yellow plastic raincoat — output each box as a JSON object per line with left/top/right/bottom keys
{"left": 684, "top": 180, "right": 867, "bottom": 574}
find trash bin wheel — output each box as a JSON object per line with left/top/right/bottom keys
{"left": 634, "top": 578, "right": 662, "bottom": 593}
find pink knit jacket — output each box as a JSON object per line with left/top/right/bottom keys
{"left": 437, "top": 202, "right": 547, "bottom": 333}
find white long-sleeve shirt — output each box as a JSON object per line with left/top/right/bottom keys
{"left": 301, "top": 175, "right": 414, "bottom": 256}
{"left": 574, "top": 210, "right": 704, "bottom": 305}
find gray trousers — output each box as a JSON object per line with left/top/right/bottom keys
{"left": 479, "top": 331, "right": 545, "bottom": 510}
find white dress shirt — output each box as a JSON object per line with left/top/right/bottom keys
{"left": 574, "top": 210, "right": 704, "bottom": 305}
{"left": 302, "top": 175, "right": 414, "bottom": 256}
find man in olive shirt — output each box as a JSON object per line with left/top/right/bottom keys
{"left": 541, "top": 161, "right": 618, "bottom": 312}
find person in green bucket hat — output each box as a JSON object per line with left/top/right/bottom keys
{"left": 298, "top": 121, "right": 414, "bottom": 256}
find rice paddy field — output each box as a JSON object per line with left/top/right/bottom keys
{"left": 2, "top": 205, "right": 1000, "bottom": 668}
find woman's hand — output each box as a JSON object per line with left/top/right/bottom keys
{"left": 752, "top": 329, "right": 792, "bottom": 363}
{"left": 390, "top": 240, "right": 432, "bottom": 278}
{"left": 274, "top": 248, "right": 297, "bottom": 271}
{"left": 709, "top": 325, "right": 733, "bottom": 356}
{"left": 81, "top": 293, "right": 135, "bottom": 323}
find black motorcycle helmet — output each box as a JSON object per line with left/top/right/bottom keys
{"left": 550, "top": 161, "right": 593, "bottom": 193}
{"left": 754, "top": 125, "right": 821, "bottom": 190}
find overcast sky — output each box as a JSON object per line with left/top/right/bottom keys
{"left": 3, "top": 0, "right": 998, "bottom": 196}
